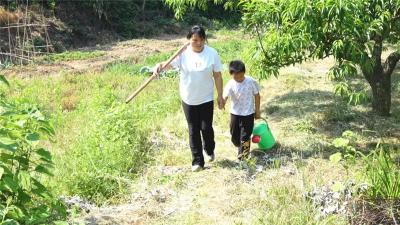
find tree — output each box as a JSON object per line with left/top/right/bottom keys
{"left": 166, "top": 0, "right": 400, "bottom": 116}
{"left": 164, "top": 0, "right": 226, "bottom": 18}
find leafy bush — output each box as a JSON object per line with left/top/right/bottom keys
{"left": 0, "top": 75, "right": 66, "bottom": 224}
{"left": 329, "top": 130, "right": 360, "bottom": 166}
{"left": 330, "top": 130, "right": 399, "bottom": 223}
{"left": 330, "top": 130, "right": 400, "bottom": 200}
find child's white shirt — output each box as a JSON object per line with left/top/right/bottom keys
{"left": 223, "top": 76, "right": 260, "bottom": 116}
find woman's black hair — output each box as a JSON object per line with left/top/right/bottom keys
{"left": 187, "top": 25, "right": 206, "bottom": 40}
{"left": 229, "top": 60, "right": 246, "bottom": 74}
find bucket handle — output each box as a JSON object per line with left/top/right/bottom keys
{"left": 255, "top": 117, "right": 268, "bottom": 124}
{"left": 255, "top": 117, "right": 270, "bottom": 130}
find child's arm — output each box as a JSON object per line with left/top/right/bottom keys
{"left": 254, "top": 93, "right": 261, "bottom": 119}
{"left": 220, "top": 96, "right": 228, "bottom": 110}
{"left": 222, "top": 83, "right": 230, "bottom": 110}
{"left": 213, "top": 71, "right": 224, "bottom": 110}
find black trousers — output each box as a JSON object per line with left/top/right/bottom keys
{"left": 230, "top": 113, "right": 254, "bottom": 159}
{"left": 182, "top": 101, "right": 215, "bottom": 167}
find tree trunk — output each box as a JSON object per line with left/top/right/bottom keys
{"left": 363, "top": 37, "right": 398, "bottom": 117}
{"left": 370, "top": 73, "right": 391, "bottom": 116}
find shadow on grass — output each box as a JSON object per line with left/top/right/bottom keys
{"left": 250, "top": 143, "right": 339, "bottom": 162}
{"left": 264, "top": 88, "right": 400, "bottom": 140}
{"left": 84, "top": 216, "right": 122, "bottom": 225}
{"left": 215, "top": 159, "right": 239, "bottom": 169}
{"left": 215, "top": 142, "right": 337, "bottom": 170}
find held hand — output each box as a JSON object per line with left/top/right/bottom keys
{"left": 255, "top": 111, "right": 261, "bottom": 119}
{"left": 217, "top": 96, "right": 225, "bottom": 110}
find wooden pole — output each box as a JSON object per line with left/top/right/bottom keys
{"left": 125, "top": 42, "right": 189, "bottom": 104}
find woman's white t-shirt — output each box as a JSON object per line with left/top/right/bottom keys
{"left": 223, "top": 76, "right": 260, "bottom": 116}
{"left": 170, "top": 45, "right": 222, "bottom": 105}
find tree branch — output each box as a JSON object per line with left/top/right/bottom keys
{"left": 255, "top": 24, "right": 268, "bottom": 60}
{"left": 384, "top": 51, "right": 400, "bottom": 77}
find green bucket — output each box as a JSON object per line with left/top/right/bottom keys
{"left": 252, "top": 118, "right": 276, "bottom": 150}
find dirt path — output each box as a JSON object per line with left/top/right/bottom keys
{"left": 71, "top": 47, "right": 400, "bottom": 224}
{"left": 71, "top": 57, "right": 355, "bottom": 225}
{"left": 6, "top": 33, "right": 395, "bottom": 224}
{"left": 75, "top": 139, "right": 299, "bottom": 225}
{"left": 2, "top": 34, "right": 187, "bottom": 78}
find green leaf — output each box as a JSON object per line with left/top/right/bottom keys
{"left": 18, "top": 171, "right": 31, "bottom": 191}
{"left": 17, "top": 190, "right": 31, "bottom": 204}
{"left": 39, "top": 120, "right": 55, "bottom": 136}
{"left": 31, "top": 178, "right": 48, "bottom": 197}
{"left": 35, "top": 148, "right": 52, "bottom": 162}
{"left": 329, "top": 152, "right": 343, "bottom": 163}
{"left": 1, "top": 219, "right": 20, "bottom": 225}
{"left": 26, "top": 133, "right": 40, "bottom": 142}
{"left": 342, "top": 130, "right": 354, "bottom": 138}
{"left": 52, "top": 200, "right": 67, "bottom": 217}
{"left": 0, "top": 167, "right": 4, "bottom": 179}
{"left": 15, "top": 120, "right": 26, "bottom": 128}
{"left": 29, "top": 110, "right": 45, "bottom": 121}
{"left": 7, "top": 205, "right": 25, "bottom": 220}
{"left": 332, "top": 137, "right": 349, "bottom": 148}
{"left": 0, "top": 165, "right": 12, "bottom": 177}
{"left": 0, "top": 137, "right": 18, "bottom": 152}
{"left": 2, "top": 176, "right": 19, "bottom": 193}
{"left": 1, "top": 152, "right": 14, "bottom": 161}
{"left": 35, "top": 164, "right": 53, "bottom": 176}
{"left": 27, "top": 205, "right": 50, "bottom": 224}
{"left": 14, "top": 156, "right": 29, "bottom": 168}
{"left": 0, "top": 207, "right": 5, "bottom": 218}
{"left": 7, "top": 130, "right": 22, "bottom": 140}
{"left": 0, "top": 75, "right": 10, "bottom": 86}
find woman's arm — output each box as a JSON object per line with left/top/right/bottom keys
{"left": 213, "top": 71, "right": 224, "bottom": 109}
{"left": 255, "top": 93, "right": 261, "bottom": 119}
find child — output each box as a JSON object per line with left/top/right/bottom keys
{"left": 223, "top": 60, "right": 261, "bottom": 160}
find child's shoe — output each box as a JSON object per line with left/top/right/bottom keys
{"left": 207, "top": 153, "right": 215, "bottom": 162}
{"left": 191, "top": 165, "right": 203, "bottom": 172}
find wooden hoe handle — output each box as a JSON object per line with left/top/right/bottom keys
{"left": 125, "top": 42, "right": 189, "bottom": 103}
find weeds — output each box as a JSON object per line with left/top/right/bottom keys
{"left": 36, "top": 51, "right": 105, "bottom": 63}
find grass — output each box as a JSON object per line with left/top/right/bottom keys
{"left": 0, "top": 30, "right": 255, "bottom": 205}
{"left": 126, "top": 71, "right": 353, "bottom": 224}
{"left": 2, "top": 52, "right": 184, "bottom": 204}
{"left": 36, "top": 50, "right": 106, "bottom": 63}
{"left": 134, "top": 47, "right": 400, "bottom": 224}
{"left": 2, "top": 29, "right": 400, "bottom": 224}
{"left": 363, "top": 147, "right": 400, "bottom": 199}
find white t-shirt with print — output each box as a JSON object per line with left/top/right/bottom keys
{"left": 170, "top": 45, "right": 223, "bottom": 105}
{"left": 223, "top": 76, "right": 260, "bottom": 116}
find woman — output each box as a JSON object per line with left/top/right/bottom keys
{"left": 154, "top": 25, "right": 224, "bottom": 172}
